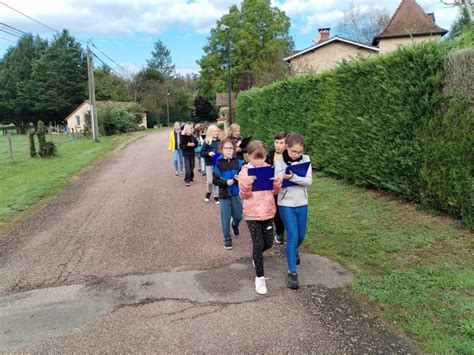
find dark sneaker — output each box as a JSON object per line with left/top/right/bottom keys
{"left": 214, "top": 197, "right": 220, "bottom": 205}
{"left": 224, "top": 241, "right": 233, "bottom": 250}
{"left": 275, "top": 234, "right": 284, "bottom": 245}
{"left": 231, "top": 224, "right": 240, "bottom": 238}
{"left": 204, "top": 192, "right": 211, "bottom": 202}
{"left": 296, "top": 251, "right": 300, "bottom": 265}
{"left": 287, "top": 272, "right": 298, "bottom": 289}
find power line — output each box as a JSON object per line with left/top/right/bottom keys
{"left": 0, "top": 36, "right": 16, "bottom": 43}
{"left": 0, "top": 22, "right": 27, "bottom": 35}
{"left": 90, "top": 42, "right": 125, "bottom": 71}
{"left": 0, "top": 2, "right": 59, "bottom": 34}
{"left": 0, "top": 28, "right": 22, "bottom": 38}
{"left": 91, "top": 50, "right": 127, "bottom": 80}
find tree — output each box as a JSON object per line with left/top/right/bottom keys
{"left": 32, "top": 30, "right": 87, "bottom": 123}
{"left": 336, "top": 2, "right": 391, "bottom": 45}
{"left": 197, "top": 0, "right": 293, "bottom": 101}
{"left": 448, "top": 5, "right": 473, "bottom": 40}
{"left": 147, "top": 39, "right": 175, "bottom": 77}
{"left": 0, "top": 34, "right": 48, "bottom": 131}
{"left": 95, "top": 68, "right": 131, "bottom": 101}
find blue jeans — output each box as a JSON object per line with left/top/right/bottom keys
{"left": 279, "top": 205, "right": 308, "bottom": 272}
{"left": 219, "top": 195, "right": 242, "bottom": 243}
{"left": 173, "top": 149, "right": 184, "bottom": 173}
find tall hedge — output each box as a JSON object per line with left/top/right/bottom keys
{"left": 236, "top": 41, "right": 473, "bottom": 228}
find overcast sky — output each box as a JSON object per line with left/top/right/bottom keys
{"left": 0, "top": 0, "right": 460, "bottom": 76}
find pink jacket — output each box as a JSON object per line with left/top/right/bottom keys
{"left": 238, "top": 163, "right": 282, "bottom": 220}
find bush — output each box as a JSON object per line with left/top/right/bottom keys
{"left": 36, "top": 120, "right": 57, "bottom": 157}
{"left": 236, "top": 41, "right": 473, "bottom": 228}
{"left": 97, "top": 103, "right": 144, "bottom": 136}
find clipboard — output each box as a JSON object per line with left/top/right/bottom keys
{"left": 239, "top": 136, "right": 252, "bottom": 149}
{"left": 247, "top": 165, "right": 275, "bottom": 191}
{"left": 282, "top": 161, "right": 310, "bottom": 188}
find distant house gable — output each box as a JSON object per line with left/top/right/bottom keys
{"left": 372, "top": 0, "right": 448, "bottom": 46}
{"left": 284, "top": 36, "right": 379, "bottom": 63}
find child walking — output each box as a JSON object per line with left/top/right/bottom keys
{"left": 168, "top": 121, "right": 184, "bottom": 176}
{"left": 266, "top": 132, "right": 288, "bottom": 245}
{"left": 201, "top": 124, "right": 221, "bottom": 204}
{"left": 239, "top": 141, "right": 281, "bottom": 295}
{"left": 227, "top": 123, "right": 247, "bottom": 161}
{"left": 275, "top": 133, "right": 312, "bottom": 290}
{"left": 179, "top": 123, "right": 199, "bottom": 186}
{"left": 213, "top": 138, "right": 244, "bottom": 250}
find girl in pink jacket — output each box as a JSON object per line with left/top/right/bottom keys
{"left": 239, "top": 141, "right": 281, "bottom": 295}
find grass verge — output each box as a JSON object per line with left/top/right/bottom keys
{"left": 305, "top": 172, "right": 473, "bottom": 353}
{"left": 0, "top": 132, "right": 146, "bottom": 236}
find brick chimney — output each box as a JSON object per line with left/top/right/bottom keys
{"left": 318, "top": 28, "right": 330, "bottom": 43}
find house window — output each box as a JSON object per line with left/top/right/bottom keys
{"left": 76, "top": 115, "right": 80, "bottom": 126}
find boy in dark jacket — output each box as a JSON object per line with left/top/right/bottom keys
{"left": 265, "top": 132, "right": 287, "bottom": 244}
{"left": 213, "top": 138, "right": 244, "bottom": 250}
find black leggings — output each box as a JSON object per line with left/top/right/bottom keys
{"left": 246, "top": 219, "right": 274, "bottom": 277}
{"left": 183, "top": 155, "right": 195, "bottom": 183}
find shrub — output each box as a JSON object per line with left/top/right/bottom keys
{"left": 28, "top": 124, "right": 36, "bottom": 158}
{"left": 236, "top": 41, "right": 473, "bottom": 228}
{"left": 36, "top": 120, "right": 57, "bottom": 157}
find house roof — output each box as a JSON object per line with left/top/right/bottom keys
{"left": 372, "top": 0, "right": 448, "bottom": 45}
{"left": 65, "top": 100, "right": 146, "bottom": 121}
{"left": 284, "top": 35, "right": 379, "bottom": 62}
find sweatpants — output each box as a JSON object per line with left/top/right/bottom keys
{"left": 183, "top": 155, "right": 195, "bottom": 183}
{"left": 246, "top": 219, "right": 274, "bottom": 277}
{"left": 219, "top": 195, "right": 242, "bottom": 243}
{"left": 205, "top": 165, "right": 219, "bottom": 196}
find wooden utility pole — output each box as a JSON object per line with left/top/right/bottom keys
{"left": 166, "top": 89, "right": 170, "bottom": 126}
{"left": 87, "top": 46, "right": 99, "bottom": 142}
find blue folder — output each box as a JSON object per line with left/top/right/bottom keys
{"left": 282, "top": 161, "right": 310, "bottom": 188}
{"left": 247, "top": 165, "right": 275, "bottom": 191}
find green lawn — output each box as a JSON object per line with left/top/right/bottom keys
{"left": 0, "top": 132, "right": 145, "bottom": 234}
{"left": 306, "top": 172, "right": 473, "bottom": 353}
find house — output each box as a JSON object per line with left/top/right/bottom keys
{"left": 65, "top": 100, "right": 148, "bottom": 132}
{"left": 284, "top": 28, "right": 379, "bottom": 76}
{"left": 372, "top": 0, "right": 448, "bottom": 54}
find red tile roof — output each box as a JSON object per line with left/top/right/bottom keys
{"left": 373, "top": 0, "right": 447, "bottom": 45}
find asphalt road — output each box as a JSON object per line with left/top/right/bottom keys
{"left": 0, "top": 130, "right": 418, "bottom": 353}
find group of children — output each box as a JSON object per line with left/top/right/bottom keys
{"left": 168, "top": 122, "right": 312, "bottom": 295}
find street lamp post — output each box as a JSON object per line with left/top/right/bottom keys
{"left": 166, "top": 90, "right": 170, "bottom": 127}
{"left": 221, "top": 24, "right": 232, "bottom": 123}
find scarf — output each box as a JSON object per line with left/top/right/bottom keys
{"left": 282, "top": 149, "right": 303, "bottom": 165}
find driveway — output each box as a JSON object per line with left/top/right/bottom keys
{"left": 0, "top": 130, "right": 418, "bottom": 353}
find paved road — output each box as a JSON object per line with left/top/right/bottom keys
{"left": 0, "top": 131, "right": 418, "bottom": 353}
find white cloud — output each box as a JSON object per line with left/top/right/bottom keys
{"left": 1, "top": 0, "right": 238, "bottom": 37}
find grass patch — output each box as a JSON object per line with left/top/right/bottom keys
{"left": 305, "top": 173, "right": 473, "bottom": 353}
{"left": 0, "top": 132, "right": 146, "bottom": 234}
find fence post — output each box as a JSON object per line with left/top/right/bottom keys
{"left": 7, "top": 131, "right": 13, "bottom": 161}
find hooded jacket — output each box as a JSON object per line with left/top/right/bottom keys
{"left": 213, "top": 155, "right": 243, "bottom": 198}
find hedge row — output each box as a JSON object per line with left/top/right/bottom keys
{"left": 236, "top": 41, "right": 473, "bottom": 228}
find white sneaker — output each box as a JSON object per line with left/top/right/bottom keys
{"left": 255, "top": 276, "right": 267, "bottom": 295}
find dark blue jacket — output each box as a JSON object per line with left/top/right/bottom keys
{"left": 201, "top": 139, "right": 221, "bottom": 166}
{"left": 213, "top": 156, "right": 243, "bottom": 198}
